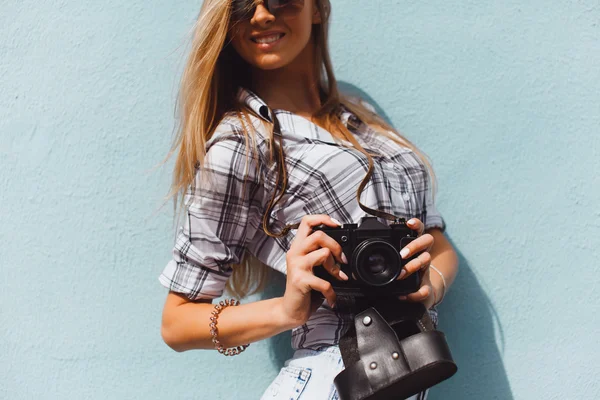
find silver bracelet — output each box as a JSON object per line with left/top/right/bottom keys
{"left": 429, "top": 264, "right": 447, "bottom": 306}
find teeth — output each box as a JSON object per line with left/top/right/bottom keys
{"left": 254, "top": 34, "right": 283, "bottom": 44}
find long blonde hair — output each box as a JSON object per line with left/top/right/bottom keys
{"left": 159, "top": 0, "right": 439, "bottom": 299}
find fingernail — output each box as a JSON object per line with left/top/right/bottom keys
{"left": 399, "top": 269, "right": 407, "bottom": 279}
{"left": 330, "top": 301, "right": 336, "bottom": 308}
{"left": 339, "top": 270, "right": 349, "bottom": 281}
{"left": 400, "top": 248, "right": 410, "bottom": 259}
{"left": 408, "top": 219, "right": 416, "bottom": 225}
{"left": 341, "top": 252, "right": 348, "bottom": 264}
{"left": 330, "top": 217, "right": 342, "bottom": 226}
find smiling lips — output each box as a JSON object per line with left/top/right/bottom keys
{"left": 251, "top": 33, "right": 285, "bottom": 44}
{"left": 250, "top": 32, "right": 286, "bottom": 50}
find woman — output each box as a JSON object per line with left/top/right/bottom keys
{"left": 158, "top": 0, "right": 459, "bottom": 399}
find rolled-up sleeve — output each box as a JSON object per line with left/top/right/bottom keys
{"left": 159, "top": 131, "right": 265, "bottom": 300}
{"left": 423, "top": 172, "right": 446, "bottom": 233}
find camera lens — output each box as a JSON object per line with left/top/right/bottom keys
{"left": 366, "top": 253, "right": 386, "bottom": 274}
{"left": 353, "top": 239, "right": 401, "bottom": 286}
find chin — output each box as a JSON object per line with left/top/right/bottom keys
{"left": 250, "top": 55, "right": 289, "bottom": 70}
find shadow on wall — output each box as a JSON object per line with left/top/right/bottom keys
{"left": 428, "top": 243, "right": 514, "bottom": 399}
{"left": 336, "top": 81, "right": 394, "bottom": 124}
{"left": 259, "top": 82, "right": 514, "bottom": 399}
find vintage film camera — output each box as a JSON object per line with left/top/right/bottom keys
{"left": 312, "top": 216, "right": 421, "bottom": 297}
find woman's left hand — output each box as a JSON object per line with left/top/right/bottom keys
{"left": 397, "top": 218, "right": 437, "bottom": 309}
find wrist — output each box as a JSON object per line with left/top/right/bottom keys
{"left": 429, "top": 280, "right": 439, "bottom": 307}
{"left": 429, "top": 264, "right": 447, "bottom": 306}
{"left": 273, "top": 297, "right": 300, "bottom": 331}
{"left": 429, "top": 272, "right": 442, "bottom": 300}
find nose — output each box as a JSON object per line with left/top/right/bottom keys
{"left": 251, "top": 2, "right": 275, "bottom": 26}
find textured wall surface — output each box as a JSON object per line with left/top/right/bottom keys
{"left": 1, "top": 1, "right": 599, "bottom": 399}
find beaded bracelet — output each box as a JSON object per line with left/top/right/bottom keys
{"left": 209, "top": 298, "right": 250, "bottom": 356}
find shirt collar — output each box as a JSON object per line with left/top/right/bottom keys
{"left": 236, "top": 86, "right": 275, "bottom": 123}
{"left": 235, "top": 86, "right": 354, "bottom": 126}
{"left": 235, "top": 86, "right": 363, "bottom": 147}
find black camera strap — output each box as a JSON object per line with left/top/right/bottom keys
{"left": 332, "top": 294, "right": 456, "bottom": 400}
{"left": 334, "top": 294, "right": 435, "bottom": 367}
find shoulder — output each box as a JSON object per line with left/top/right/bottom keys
{"left": 343, "top": 94, "right": 378, "bottom": 114}
{"left": 208, "top": 111, "right": 271, "bottom": 149}
{"left": 339, "top": 94, "right": 383, "bottom": 133}
{"left": 200, "top": 113, "right": 270, "bottom": 181}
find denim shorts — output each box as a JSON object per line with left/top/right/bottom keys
{"left": 259, "top": 345, "right": 429, "bottom": 400}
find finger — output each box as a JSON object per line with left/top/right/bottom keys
{"left": 330, "top": 263, "right": 349, "bottom": 281}
{"left": 319, "top": 248, "right": 348, "bottom": 281}
{"left": 303, "top": 246, "right": 332, "bottom": 269}
{"left": 302, "top": 230, "right": 346, "bottom": 265}
{"left": 295, "top": 215, "right": 342, "bottom": 244}
{"left": 399, "top": 284, "right": 431, "bottom": 302}
{"left": 305, "top": 273, "right": 337, "bottom": 308}
{"left": 304, "top": 247, "right": 348, "bottom": 281}
{"left": 406, "top": 218, "right": 425, "bottom": 236}
{"left": 399, "top": 233, "right": 434, "bottom": 260}
{"left": 398, "top": 251, "right": 431, "bottom": 280}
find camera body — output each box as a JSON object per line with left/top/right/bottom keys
{"left": 313, "top": 216, "right": 421, "bottom": 297}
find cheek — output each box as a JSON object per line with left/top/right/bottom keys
{"left": 228, "top": 27, "right": 248, "bottom": 55}
{"left": 284, "top": 17, "right": 314, "bottom": 46}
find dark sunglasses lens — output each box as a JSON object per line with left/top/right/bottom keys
{"left": 267, "top": 0, "right": 304, "bottom": 16}
{"left": 231, "top": 0, "right": 304, "bottom": 21}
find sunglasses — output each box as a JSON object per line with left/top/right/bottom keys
{"left": 231, "top": 0, "right": 305, "bottom": 21}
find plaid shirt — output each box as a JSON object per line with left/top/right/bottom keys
{"left": 159, "top": 86, "right": 446, "bottom": 350}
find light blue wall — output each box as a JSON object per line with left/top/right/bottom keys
{"left": 1, "top": 1, "right": 598, "bottom": 399}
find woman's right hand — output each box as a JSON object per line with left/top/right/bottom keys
{"left": 279, "top": 214, "right": 349, "bottom": 328}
